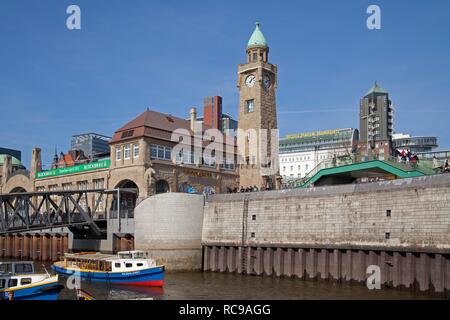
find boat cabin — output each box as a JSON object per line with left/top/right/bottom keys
{"left": 0, "top": 274, "right": 43, "bottom": 291}
{"left": 0, "top": 261, "right": 58, "bottom": 299}
{"left": 60, "top": 251, "right": 156, "bottom": 273}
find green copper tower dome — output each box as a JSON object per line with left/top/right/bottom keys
{"left": 247, "top": 22, "right": 268, "bottom": 49}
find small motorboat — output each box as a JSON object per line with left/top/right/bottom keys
{"left": 52, "top": 250, "right": 165, "bottom": 287}
{"left": 0, "top": 261, "right": 62, "bottom": 300}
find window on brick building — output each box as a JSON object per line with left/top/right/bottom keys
{"left": 245, "top": 99, "right": 255, "bottom": 113}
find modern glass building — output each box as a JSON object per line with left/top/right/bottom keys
{"left": 71, "top": 133, "right": 111, "bottom": 158}
{"left": 279, "top": 128, "right": 359, "bottom": 179}
{"left": 392, "top": 133, "right": 438, "bottom": 153}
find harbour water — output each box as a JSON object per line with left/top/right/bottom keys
{"left": 26, "top": 263, "right": 440, "bottom": 300}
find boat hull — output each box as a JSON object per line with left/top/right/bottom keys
{"left": 52, "top": 264, "right": 165, "bottom": 287}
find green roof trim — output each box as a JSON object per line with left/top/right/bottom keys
{"left": 300, "top": 160, "right": 424, "bottom": 188}
{"left": 365, "top": 81, "right": 388, "bottom": 96}
{"left": 247, "top": 22, "right": 268, "bottom": 49}
{"left": 0, "top": 154, "right": 22, "bottom": 166}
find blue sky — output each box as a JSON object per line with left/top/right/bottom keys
{"left": 0, "top": 0, "right": 449, "bottom": 168}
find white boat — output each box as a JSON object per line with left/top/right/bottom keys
{"left": 0, "top": 261, "right": 62, "bottom": 300}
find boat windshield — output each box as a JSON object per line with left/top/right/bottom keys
{"left": 14, "top": 263, "right": 34, "bottom": 274}
{"left": 0, "top": 263, "right": 13, "bottom": 274}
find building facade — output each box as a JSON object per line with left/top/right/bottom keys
{"left": 279, "top": 128, "right": 359, "bottom": 180}
{"left": 237, "top": 22, "right": 280, "bottom": 189}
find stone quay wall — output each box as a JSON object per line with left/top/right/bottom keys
{"left": 202, "top": 175, "right": 450, "bottom": 295}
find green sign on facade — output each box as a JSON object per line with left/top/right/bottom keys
{"left": 36, "top": 159, "right": 110, "bottom": 179}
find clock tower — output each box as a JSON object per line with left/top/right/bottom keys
{"left": 237, "top": 22, "right": 280, "bottom": 190}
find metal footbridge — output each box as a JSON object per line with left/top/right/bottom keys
{"left": 0, "top": 188, "right": 137, "bottom": 236}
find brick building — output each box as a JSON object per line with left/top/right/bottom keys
{"left": 1, "top": 108, "right": 239, "bottom": 207}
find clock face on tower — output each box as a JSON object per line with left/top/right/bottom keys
{"left": 263, "top": 74, "right": 271, "bottom": 89}
{"left": 245, "top": 74, "right": 256, "bottom": 87}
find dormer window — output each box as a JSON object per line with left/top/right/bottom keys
{"left": 121, "top": 130, "right": 134, "bottom": 138}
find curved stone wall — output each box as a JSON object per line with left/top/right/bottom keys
{"left": 134, "top": 192, "right": 205, "bottom": 270}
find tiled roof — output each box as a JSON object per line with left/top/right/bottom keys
{"left": 111, "top": 109, "right": 238, "bottom": 152}
{"left": 111, "top": 110, "right": 191, "bottom": 144}
{"left": 116, "top": 110, "right": 190, "bottom": 133}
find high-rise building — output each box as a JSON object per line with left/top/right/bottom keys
{"left": 237, "top": 22, "right": 280, "bottom": 189}
{"left": 194, "top": 96, "right": 238, "bottom": 135}
{"left": 202, "top": 96, "right": 238, "bottom": 133}
{"left": 203, "top": 96, "right": 223, "bottom": 131}
{"left": 358, "top": 82, "right": 394, "bottom": 160}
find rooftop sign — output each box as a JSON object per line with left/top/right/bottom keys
{"left": 36, "top": 159, "right": 110, "bottom": 179}
{"left": 285, "top": 129, "right": 348, "bottom": 140}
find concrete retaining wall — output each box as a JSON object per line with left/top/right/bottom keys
{"left": 202, "top": 175, "right": 450, "bottom": 294}
{"left": 203, "top": 175, "right": 450, "bottom": 251}
{"left": 134, "top": 193, "right": 205, "bottom": 270}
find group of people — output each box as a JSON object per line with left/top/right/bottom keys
{"left": 396, "top": 149, "right": 419, "bottom": 164}
{"left": 227, "top": 185, "right": 273, "bottom": 193}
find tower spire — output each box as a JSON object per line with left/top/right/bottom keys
{"left": 247, "top": 22, "right": 268, "bottom": 49}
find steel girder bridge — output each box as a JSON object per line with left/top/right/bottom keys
{"left": 0, "top": 188, "right": 137, "bottom": 238}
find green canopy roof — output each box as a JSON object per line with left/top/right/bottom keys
{"left": 0, "top": 154, "right": 22, "bottom": 166}
{"left": 247, "top": 22, "right": 268, "bottom": 49}
{"left": 365, "top": 81, "right": 387, "bottom": 96}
